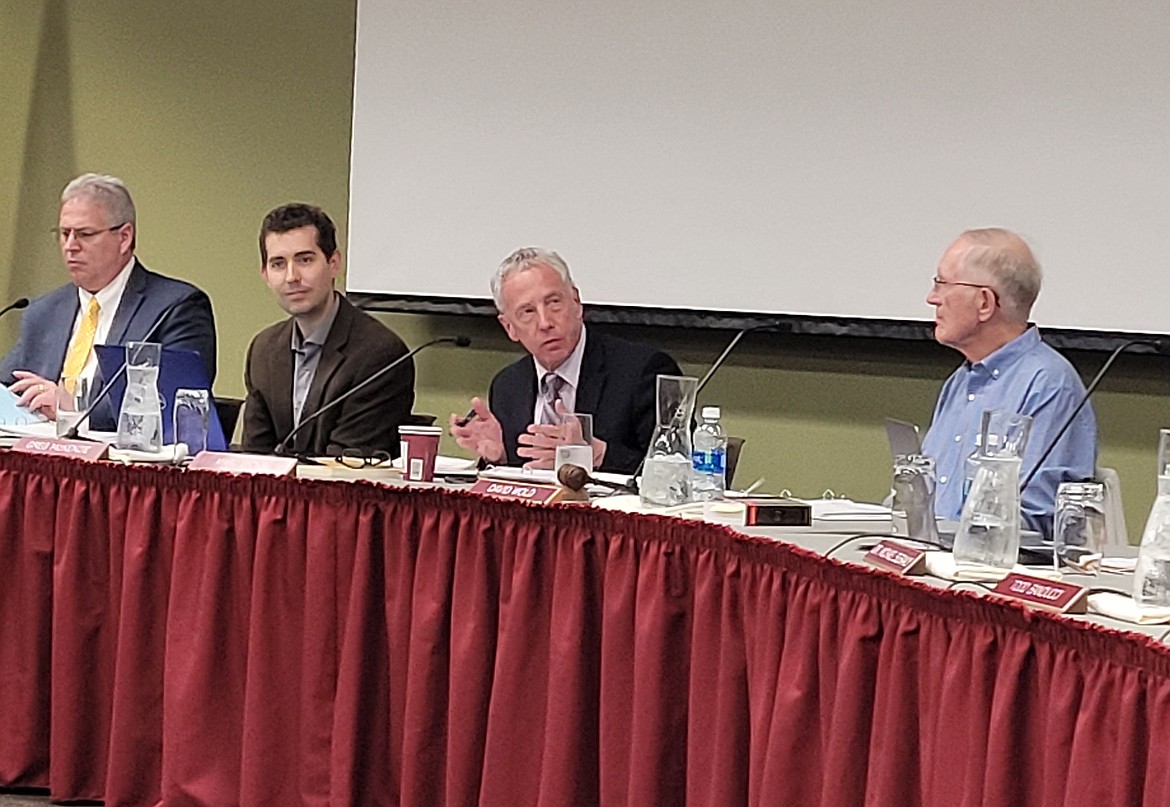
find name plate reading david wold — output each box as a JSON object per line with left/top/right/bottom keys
{"left": 188, "top": 451, "right": 298, "bottom": 477}
{"left": 864, "top": 540, "right": 927, "bottom": 575}
{"left": 992, "top": 573, "right": 1087, "bottom": 614}
{"left": 470, "top": 478, "right": 563, "bottom": 504}
{"left": 13, "top": 436, "right": 108, "bottom": 462}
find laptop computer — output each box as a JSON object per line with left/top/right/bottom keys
{"left": 95, "top": 345, "right": 229, "bottom": 450}
{"left": 885, "top": 417, "right": 923, "bottom": 461}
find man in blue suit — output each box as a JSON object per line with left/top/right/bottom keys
{"left": 0, "top": 173, "right": 216, "bottom": 429}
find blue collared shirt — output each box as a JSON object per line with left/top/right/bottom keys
{"left": 922, "top": 327, "right": 1097, "bottom": 536}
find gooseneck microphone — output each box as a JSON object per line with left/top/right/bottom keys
{"left": 1020, "top": 337, "right": 1168, "bottom": 493}
{"left": 626, "top": 321, "right": 786, "bottom": 490}
{"left": 696, "top": 321, "right": 784, "bottom": 394}
{"left": 0, "top": 297, "right": 30, "bottom": 318}
{"left": 64, "top": 303, "right": 179, "bottom": 440}
{"left": 275, "top": 335, "right": 472, "bottom": 455}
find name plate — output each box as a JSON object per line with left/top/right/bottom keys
{"left": 13, "top": 436, "right": 108, "bottom": 462}
{"left": 470, "top": 478, "right": 564, "bottom": 504}
{"left": 864, "top": 540, "right": 927, "bottom": 575}
{"left": 188, "top": 451, "right": 298, "bottom": 477}
{"left": 992, "top": 573, "right": 1087, "bottom": 614}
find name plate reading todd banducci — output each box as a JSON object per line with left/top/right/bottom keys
{"left": 992, "top": 573, "right": 1088, "bottom": 614}
{"left": 470, "top": 479, "right": 563, "bottom": 504}
{"left": 13, "top": 436, "right": 108, "bottom": 462}
{"left": 864, "top": 540, "right": 927, "bottom": 575}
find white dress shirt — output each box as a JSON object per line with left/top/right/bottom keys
{"left": 531, "top": 325, "right": 587, "bottom": 425}
{"left": 64, "top": 256, "right": 136, "bottom": 384}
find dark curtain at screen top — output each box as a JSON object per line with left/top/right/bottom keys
{"left": 0, "top": 450, "right": 1169, "bottom": 806}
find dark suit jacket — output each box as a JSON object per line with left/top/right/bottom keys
{"left": 242, "top": 296, "right": 415, "bottom": 457}
{"left": 0, "top": 260, "right": 217, "bottom": 429}
{"left": 489, "top": 330, "right": 681, "bottom": 474}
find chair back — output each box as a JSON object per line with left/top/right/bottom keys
{"left": 214, "top": 396, "right": 244, "bottom": 445}
{"left": 1095, "top": 466, "right": 1130, "bottom": 547}
{"left": 726, "top": 436, "right": 745, "bottom": 489}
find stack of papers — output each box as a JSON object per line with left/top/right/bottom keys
{"left": 796, "top": 499, "right": 893, "bottom": 522}
{"left": 391, "top": 455, "right": 478, "bottom": 474}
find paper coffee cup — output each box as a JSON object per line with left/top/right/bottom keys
{"left": 399, "top": 425, "right": 442, "bottom": 481}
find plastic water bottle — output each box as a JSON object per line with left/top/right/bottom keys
{"left": 691, "top": 406, "right": 727, "bottom": 501}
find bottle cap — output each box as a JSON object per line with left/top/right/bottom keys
{"left": 701, "top": 405, "right": 721, "bottom": 420}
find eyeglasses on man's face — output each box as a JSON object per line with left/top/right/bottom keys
{"left": 51, "top": 223, "right": 127, "bottom": 243}
{"left": 930, "top": 276, "right": 1000, "bottom": 305}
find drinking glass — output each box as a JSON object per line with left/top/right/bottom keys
{"left": 554, "top": 412, "right": 594, "bottom": 476}
{"left": 173, "top": 388, "right": 210, "bottom": 455}
{"left": 1053, "top": 481, "right": 1106, "bottom": 575}
{"left": 56, "top": 376, "right": 89, "bottom": 438}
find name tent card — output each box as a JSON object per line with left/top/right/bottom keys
{"left": 992, "top": 573, "right": 1088, "bottom": 614}
{"left": 188, "top": 451, "right": 298, "bottom": 477}
{"left": 13, "top": 436, "right": 108, "bottom": 462}
{"left": 864, "top": 540, "right": 927, "bottom": 575}
{"left": 470, "top": 478, "right": 565, "bottom": 505}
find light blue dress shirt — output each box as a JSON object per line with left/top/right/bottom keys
{"left": 922, "top": 327, "right": 1097, "bottom": 536}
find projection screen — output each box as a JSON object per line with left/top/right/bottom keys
{"left": 348, "top": 0, "right": 1170, "bottom": 337}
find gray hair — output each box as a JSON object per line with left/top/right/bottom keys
{"left": 490, "top": 247, "right": 574, "bottom": 311}
{"left": 960, "top": 227, "right": 1042, "bottom": 323}
{"left": 61, "top": 173, "right": 137, "bottom": 232}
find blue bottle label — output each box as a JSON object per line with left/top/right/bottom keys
{"left": 692, "top": 449, "right": 726, "bottom": 475}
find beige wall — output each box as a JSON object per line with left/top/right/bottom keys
{"left": 3, "top": 0, "right": 1167, "bottom": 536}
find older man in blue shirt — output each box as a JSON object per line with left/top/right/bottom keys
{"left": 921, "top": 228, "right": 1097, "bottom": 536}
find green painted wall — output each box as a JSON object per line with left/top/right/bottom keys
{"left": 3, "top": 0, "right": 1167, "bottom": 538}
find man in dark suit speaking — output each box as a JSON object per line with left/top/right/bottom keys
{"left": 0, "top": 173, "right": 216, "bottom": 428}
{"left": 450, "top": 247, "right": 680, "bottom": 473}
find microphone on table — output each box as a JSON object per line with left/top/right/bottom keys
{"left": 1020, "top": 337, "right": 1170, "bottom": 493}
{"left": 275, "top": 335, "right": 472, "bottom": 456}
{"left": 557, "top": 463, "right": 638, "bottom": 496}
{"left": 64, "top": 303, "right": 179, "bottom": 440}
{"left": 626, "top": 320, "right": 788, "bottom": 492}
{"left": 0, "top": 297, "right": 30, "bottom": 318}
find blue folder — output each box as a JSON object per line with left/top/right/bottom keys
{"left": 95, "top": 345, "right": 228, "bottom": 451}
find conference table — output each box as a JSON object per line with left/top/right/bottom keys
{"left": 1, "top": 450, "right": 1169, "bottom": 806}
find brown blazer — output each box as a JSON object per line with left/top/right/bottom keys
{"left": 242, "top": 295, "right": 414, "bottom": 456}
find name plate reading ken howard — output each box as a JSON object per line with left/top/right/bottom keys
{"left": 864, "top": 540, "right": 927, "bottom": 576}
{"left": 470, "top": 478, "right": 566, "bottom": 505}
{"left": 992, "top": 573, "right": 1088, "bottom": 614}
{"left": 188, "top": 451, "right": 298, "bottom": 477}
{"left": 13, "top": 436, "right": 109, "bottom": 462}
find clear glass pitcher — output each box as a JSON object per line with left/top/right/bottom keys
{"left": 116, "top": 341, "right": 163, "bottom": 452}
{"left": 639, "top": 374, "right": 698, "bottom": 507}
{"left": 953, "top": 454, "right": 1022, "bottom": 569}
{"left": 963, "top": 410, "right": 1033, "bottom": 503}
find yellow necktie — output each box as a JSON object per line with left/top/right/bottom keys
{"left": 62, "top": 297, "right": 101, "bottom": 382}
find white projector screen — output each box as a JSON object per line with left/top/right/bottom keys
{"left": 348, "top": 0, "right": 1170, "bottom": 335}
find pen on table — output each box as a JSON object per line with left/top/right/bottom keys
{"left": 455, "top": 408, "right": 477, "bottom": 427}
{"left": 741, "top": 477, "right": 765, "bottom": 496}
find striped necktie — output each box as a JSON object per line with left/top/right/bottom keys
{"left": 62, "top": 297, "right": 101, "bottom": 383}
{"left": 539, "top": 372, "right": 565, "bottom": 425}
